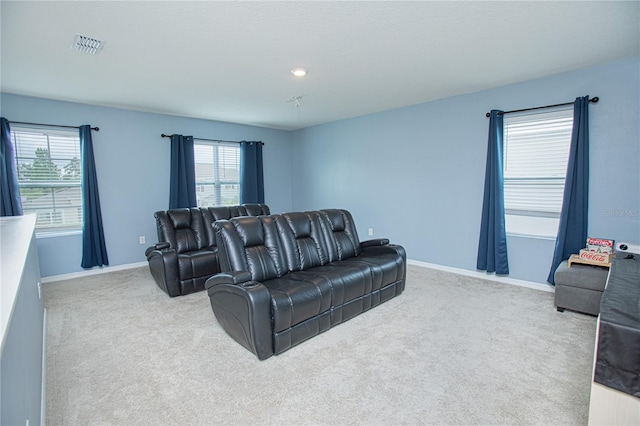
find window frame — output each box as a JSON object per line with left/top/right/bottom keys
{"left": 193, "top": 140, "right": 241, "bottom": 207}
{"left": 11, "top": 125, "right": 83, "bottom": 237}
{"left": 502, "top": 107, "right": 574, "bottom": 239}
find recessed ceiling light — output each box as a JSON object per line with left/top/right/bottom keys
{"left": 291, "top": 68, "right": 307, "bottom": 77}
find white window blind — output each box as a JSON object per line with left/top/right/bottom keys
{"left": 503, "top": 107, "right": 573, "bottom": 237}
{"left": 194, "top": 141, "right": 240, "bottom": 207}
{"left": 11, "top": 126, "right": 83, "bottom": 233}
{"left": 504, "top": 108, "right": 573, "bottom": 217}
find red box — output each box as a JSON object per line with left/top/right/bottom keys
{"left": 579, "top": 249, "right": 610, "bottom": 264}
{"left": 586, "top": 237, "right": 614, "bottom": 254}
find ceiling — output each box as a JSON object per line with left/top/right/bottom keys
{"left": 1, "top": 1, "right": 638, "bottom": 131}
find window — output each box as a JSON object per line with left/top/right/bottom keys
{"left": 193, "top": 142, "right": 240, "bottom": 207}
{"left": 11, "top": 126, "right": 82, "bottom": 234}
{"left": 503, "top": 107, "right": 573, "bottom": 238}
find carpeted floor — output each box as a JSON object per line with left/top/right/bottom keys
{"left": 43, "top": 264, "right": 597, "bottom": 425}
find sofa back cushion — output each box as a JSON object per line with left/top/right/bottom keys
{"left": 216, "top": 216, "right": 287, "bottom": 282}
{"left": 154, "top": 204, "right": 271, "bottom": 250}
{"left": 276, "top": 212, "right": 328, "bottom": 272}
{"left": 206, "top": 206, "right": 236, "bottom": 221}
{"left": 201, "top": 206, "right": 238, "bottom": 247}
{"left": 241, "top": 203, "right": 271, "bottom": 216}
{"left": 215, "top": 209, "right": 363, "bottom": 278}
{"left": 319, "top": 209, "right": 361, "bottom": 261}
{"left": 155, "top": 208, "right": 207, "bottom": 254}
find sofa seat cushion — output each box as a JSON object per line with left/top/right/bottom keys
{"left": 355, "top": 252, "right": 405, "bottom": 287}
{"left": 292, "top": 265, "right": 372, "bottom": 307}
{"left": 178, "top": 248, "right": 218, "bottom": 281}
{"left": 263, "top": 274, "right": 333, "bottom": 333}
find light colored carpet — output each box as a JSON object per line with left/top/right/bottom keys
{"left": 43, "top": 264, "right": 597, "bottom": 425}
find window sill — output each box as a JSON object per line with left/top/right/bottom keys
{"left": 36, "top": 229, "right": 82, "bottom": 239}
{"left": 506, "top": 232, "right": 556, "bottom": 241}
{"left": 505, "top": 214, "right": 559, "bottom": 241}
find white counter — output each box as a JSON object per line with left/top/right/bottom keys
{"left": 0, "top": 214, "right": 37, "bottom": 350}
{"left": 0, "top": 213, "right": 45, "bottom": 426}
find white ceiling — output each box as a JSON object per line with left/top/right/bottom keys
{"left": 1, "top": 1, "right": 638, "bottom": 131}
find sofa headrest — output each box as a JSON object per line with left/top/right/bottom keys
{"left": 243, "top": 203, "right": 270, "bottom": 216}
{"left": 233, "top": 216, "right": 265, "bottom": 247}
{"left": 282, "top": 212, "right": 312, "bottom": 238}
{"left": 321, "top": 209, "right": 345, "bottom": 232}
{"left": 167, "top": 209, "right": 194, "bottom": 229}
{"left": 207, "top": 206, "right": 232, "bottom": 220}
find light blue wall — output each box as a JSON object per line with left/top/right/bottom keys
{"left": 3, "top": 57, "right": 638, "bottom": 284}
{"left": 291, "top": 57, "right": 640, "bottom": 285}
{"left": 0, "top": 94, "right": 294, "bottom": 277}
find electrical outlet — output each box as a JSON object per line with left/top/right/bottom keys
{"left": 368, "top": 227, "right": 374, "bottom": 236}
{"left": 139, "top": 236, "right": 146, "bottom": 245}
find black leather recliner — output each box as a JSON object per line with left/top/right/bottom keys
{"left": 205, "top": 209, "right": 406, "bottom": 359}
{"left": 145, "top": 204, "right": 270, "bottom": 297}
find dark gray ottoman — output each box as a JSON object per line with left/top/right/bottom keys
{"left": 554, "top": 260, "right": 609, "bottom": 316}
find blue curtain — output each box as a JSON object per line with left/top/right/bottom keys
{"left": 477, "top": 110, "right": 509, "bottom": 275}
{"left": 548, "top": 96, "right": 590, "bottom": 284}
{"left": 169, "top": 134, "right": 196, "bottom": 208}
{"left": 1, "top": 117, "right": 23, "bottom": 216}
{"left": 80, "top": 125, "right": 109, "bottom": 268}
{"left": 240, "top": 141, "right": 264, "bottom": 204}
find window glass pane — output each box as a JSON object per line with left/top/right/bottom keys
{"left": 48, "top": 134, "right": 80, "bottom": 159}
{"left": 194, "top": 141, "right": 240, "bottom": 207}
{"left": 505, "top": 214, "right": 560, "bottom": 239}
{"left": 11, "top": 126, "right": 83, "bottom": 233}
{"left": 503, "top": 107, "right": 573, "bottom": 237}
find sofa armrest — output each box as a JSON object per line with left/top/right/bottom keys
{"left": 207, "top": 278, "right": 273, "bottom": 360}
{"left": 145, "top": 242, "right": 170, "bottom": 257}
{"left": 360, "top": 238, "right": 390, "bottom": 248}
{"left": 145, "top": 246, "right": 182, "bottom": 297}
{"left": 361, "top": 242, "right": 407, "bottom": 261}
{"left": 360, "top": 242, "right": 407, "bottom": 284}
{"left": 205, "top": 271, "right": 252, "bottom": 289}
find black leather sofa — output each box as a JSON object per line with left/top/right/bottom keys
{"left": 205, "top": 209, "right": 406, "bottom": 360}
{"left": 145, "top": 204, "right": 270, "bottom": 297}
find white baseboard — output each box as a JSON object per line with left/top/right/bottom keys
{"left": 41, "top": 261, "right": 148, "bottom": 284}
{"left": 41, "top": 259, "right": 553, "bottom": 293}
{"left": 41, "top": 308, "right": 47, "bottom": 426}
{"left": 408, "top": 259, "right": 554, "bottom": 293}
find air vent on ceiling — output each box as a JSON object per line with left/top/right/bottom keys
{"left": 71, "top": 33, "right": 105, "bottom": 55}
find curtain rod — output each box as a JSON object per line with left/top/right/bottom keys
{"left": 160, "top": 133, "right": 263, "bottom": 145}
{"left": 9, "top": 120, "right": 99, "bottom": 131}
{"left": 485, "top": 97, "right": 599, "bottom": 118}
